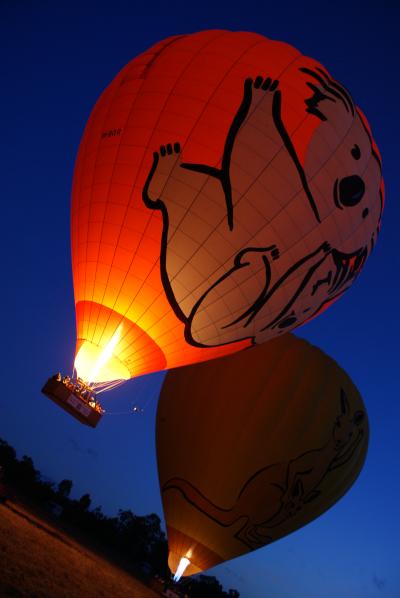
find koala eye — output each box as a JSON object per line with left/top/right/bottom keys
{"left": 338, "top": 175, "right": 365, "bottom": 207}
{"left": 351, "top": 144, "right": 361, "bottom": 160}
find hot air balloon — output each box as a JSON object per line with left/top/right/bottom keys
{"left": 156, "top": 334, "right": 369, "bottom": 578}
{"left": 43, "top": 30, "right": 383, "bottom": 422}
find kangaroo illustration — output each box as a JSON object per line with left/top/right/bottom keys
{"left": 162, "top": 389, "right": 366, "bottom": 549}
{"left": 143, "top": 69, "right": 382, "bottom": 347}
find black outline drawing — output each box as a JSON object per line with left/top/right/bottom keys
{"left": 142, "top": 68, "right": 383, "bottom": 348}
{"left": 162, "top": 389, "right": 366, "bottom": 550}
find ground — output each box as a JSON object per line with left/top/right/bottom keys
{"left": 0, "top": 501, "right": 159, "bottom": 597}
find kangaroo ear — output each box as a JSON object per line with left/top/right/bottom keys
{"left": 340, "top": 388, "right": 350, "bottom": 415}
{"left": 293, "top": 479, "right": 304, "bottom": 497}
{"left": 304, "top": 490, "right": 321, "bottom": 504}
{"left": 353, "top": 410, "right": 365, "bottom": 426}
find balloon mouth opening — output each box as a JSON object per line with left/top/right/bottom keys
{"left": 173, "top": 556, "right": 191, "bottom": 581}
{"left": 166, "top": 530, "right": 222, "bottom": 577}
{"left": 74, "top": 333, "right": 131, "bottom": 385}
{"left": 168, "top": 549, "right": 202, "bottom": 579}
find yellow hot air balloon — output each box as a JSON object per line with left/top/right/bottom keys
{"left": 156, "top": 334, "right": 368, "bottom": 577}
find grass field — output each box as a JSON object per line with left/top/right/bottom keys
{"left": 0, "top": 501, "right": 159, "bottom": 597}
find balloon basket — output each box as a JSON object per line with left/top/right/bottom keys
{"left": 41, "top": 374, "right": 104, "bottom": 428}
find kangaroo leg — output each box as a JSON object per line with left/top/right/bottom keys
{"left": 235, "top": 521, "right": 269, "bottom": 549}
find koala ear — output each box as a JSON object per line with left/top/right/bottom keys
{"left": 304, "top": 82, "right": 330, "bottom": 122}
{"left": 353, "top": 410, "right": 365, "bottom": 426}
{"left": 340, "top": 388, "right": 350, "bottom": 415}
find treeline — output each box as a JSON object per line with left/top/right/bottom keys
{"left": 0, "top": 437, "right": 239, "bottom": 598}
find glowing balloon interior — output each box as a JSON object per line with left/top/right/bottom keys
{"left": 74, "top": 324, "right": 130, "bottom": 388}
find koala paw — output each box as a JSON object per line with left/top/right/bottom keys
{"left": 157, "top": 142, "right": 181, "bottom": 158}
{"left": 253, "top": 76, "right": 279, "bottom": 92}
{"left": 271, "top": 245, "right": 280, "bottom": 261}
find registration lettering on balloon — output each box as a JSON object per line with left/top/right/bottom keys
{"left": 143, "top": 68, "right": 382, "bottom": 347}
{"left": 162, "top": 389, "right": 366, "bottom": 550}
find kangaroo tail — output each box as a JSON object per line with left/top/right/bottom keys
{"left": 162, "top": 477, "right": 238, "bottom": 527}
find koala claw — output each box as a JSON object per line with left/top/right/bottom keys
{"left": 253, "top": 76, "right": 279, "bottom": 92}
{"left": 322, "top": 241, "right": 332, "bottom": 254}
{"left": 271, "top": 247, "right": 280, "bottom": 261}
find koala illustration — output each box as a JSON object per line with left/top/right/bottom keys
{"left": 143, "top": 69, "right": 382, "bottom": 347}
{"left": 162, "top": 389, "right": 366, "bottom": 549}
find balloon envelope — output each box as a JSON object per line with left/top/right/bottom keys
{"left": 71, "top": 30, "right": 383, "bottom": 386}
{"left": 156, "top": 334, "right": 369, "bottom": 576}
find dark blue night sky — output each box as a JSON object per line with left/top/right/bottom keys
{"left": 2, "top": 2, "right": 399, "bottom": 596}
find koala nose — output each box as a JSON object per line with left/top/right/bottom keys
{"left": 338, "top": 175, "right": 365, "bottom": 207}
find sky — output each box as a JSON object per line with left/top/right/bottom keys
{"left": 1, "top": 1, "right": 400, "bottom": 596}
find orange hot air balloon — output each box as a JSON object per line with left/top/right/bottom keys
{"left": 43, "top": 30, "right": 383, "bottom": 421}
{"left": 156, "top": 334, "right": 369, "bottom": 578}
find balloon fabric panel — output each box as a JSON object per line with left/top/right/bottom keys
{"left": 156, "top": 334, "right": 369, "bottom": 576}
{"left": 71, "top": 30, "right": 383, "bottom": 384}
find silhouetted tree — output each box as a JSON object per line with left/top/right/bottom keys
{"left": 0, "top": 439, "right": 17, "bottom": 470}
{"left": 117, "top": 510, "right": 149, "bottom": 560}
{"left": 17, "top": 456, "right": 38, "bottom": 491}
{"left": 78, "top": 493, "right": 92, "bottom": 511}
{"left": 34, "top": 479, "right": 55, "bottom": 503}
{"left": 57, "top": 479, "right": 72, "bottom": 498}
{"left": 0, "top": 437, "right": 239, "bottom": 597}
{"left": 185, "top": 574, "right": 238, "bottom": 598}
{"left": 148, "top": 535, "right": 169, "bottom": 577}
